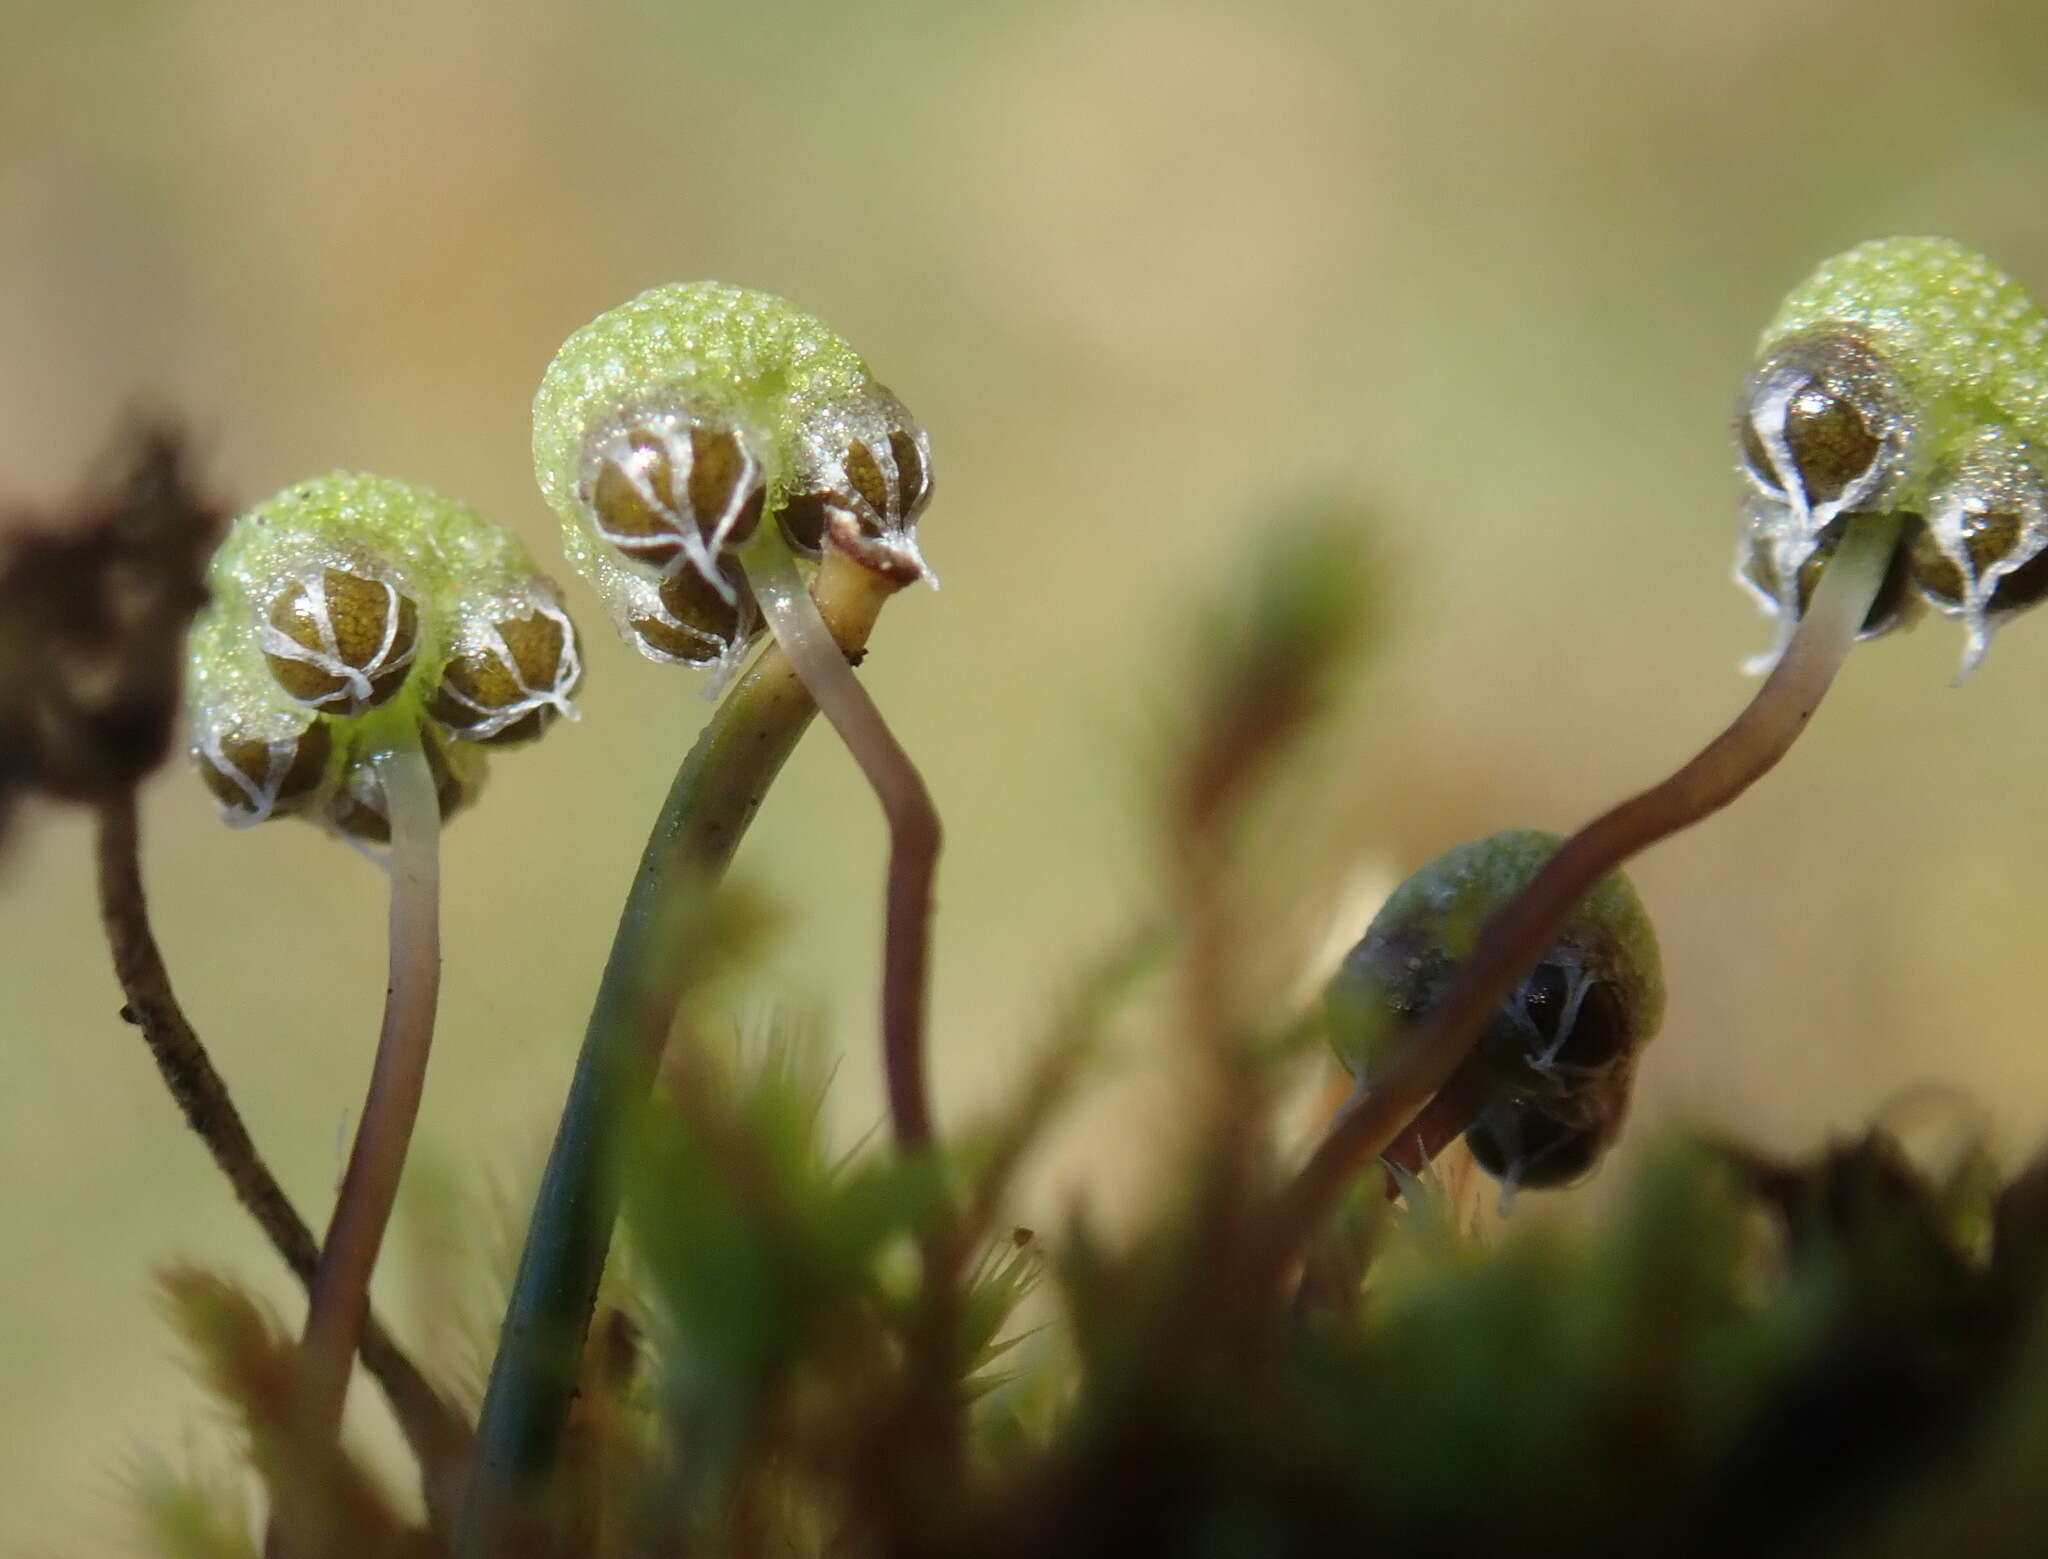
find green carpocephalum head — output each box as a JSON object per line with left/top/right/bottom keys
{"left": 532, "top": 281, "right": 934, "bottom": 670}
{"left": 1736, "top": 237, "right": 2048, "bottom": 674}
{"left": 1325, "top": 829, "right": 1664, "bottom": 1190}
{"left": 187, "top": 471, "right": 581, "bottom": 839}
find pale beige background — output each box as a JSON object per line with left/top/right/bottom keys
{"left": 8, "top": 0, "right": 2048, "bottom": 1550}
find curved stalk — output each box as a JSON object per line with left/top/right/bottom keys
{"left": 740, "top": 529, "right": 942, "bottom": 1151}
{"left": 1263, "top": 512, "right": 1904, "bottom": 1284}
{"left": 458, "top": 549, "right": 906, "bottom": 1558}
{"left": 91, "top": 791, "right": 469, "bottom": 1511}
{"left": 295, "top": 733, "right": 444, "bottom": 1439}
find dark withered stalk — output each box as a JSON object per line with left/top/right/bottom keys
{"left": 23, "top": 429, "right": 469, "bottom": 1522}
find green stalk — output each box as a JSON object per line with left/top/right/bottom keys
{"left": 1262, "top": 511, "right": 1904, "bottom": 1285}
{"left": 457, "top": 548, "right": 905, "bottom": 1557}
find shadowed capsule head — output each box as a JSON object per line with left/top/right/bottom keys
{"left": 1462, "top": 1060, "right": 1636, "bottom": 1191}
{"left": 1736, "top": 237, "right": 2048, "bottom": 675}
{"left": 1325, "top": 828, "right": 1664, "bottom": 1191}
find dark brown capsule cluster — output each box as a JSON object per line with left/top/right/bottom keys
{"left": 0, "top": 428, "right": 223, "bottom": 847}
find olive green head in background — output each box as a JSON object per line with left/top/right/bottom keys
{"left": 1326, "top": 829, "right": 1664, "bottom": 1191}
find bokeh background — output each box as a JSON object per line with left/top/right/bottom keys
{"left": 9, "top": 0, "right": 2048, "bottom": 1548}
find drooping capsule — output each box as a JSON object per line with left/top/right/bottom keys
{"left": 425, "top": 511, "right": 583, "bottom": 747}
{"left": 1736, "top": 237, "right": 2048, "bottom": 674}
{"left": 779, "top": 384, "right": 935, "bottom": 581}
{"left": 1462, "top": 1062, "right": 1635, "bottom": 1191}
{"left": 1325, "top": 829, "right": 1664, "bottom": 1191}
{"left": 429, "top": 602, "right": 579, "bottom": 745}
{"left": 625, "top": 560, "right": 760, "bottom": 668}
{"left": 191, "top": 711, "right": 334, "bottom": 825}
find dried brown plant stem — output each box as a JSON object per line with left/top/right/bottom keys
{"left": 294, "top": 736, "right": 444, "bottom": 1445}
{"left": 743, "top": 524, "right": 942, "bottom": 1151}
{"left": 1263, "top": 511, "right": 1905, "bottom": 1287}
{"left": 90, "top": 789, "right": 468, "bottom": 1510}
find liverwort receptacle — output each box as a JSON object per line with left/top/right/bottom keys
{"left": 461, "top": 283, "right": 937, "bottom": 1554}
{"left": 188, "top": 472, "right": 580, "bottom": 1499}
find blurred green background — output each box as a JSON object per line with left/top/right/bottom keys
{"left": 9, "top": 0, "right": 2048, "bottom": 1547}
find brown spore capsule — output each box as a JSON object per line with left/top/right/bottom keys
{"left": 775, "top": 489, "right": 836, "bottom": 556}
{"left": 196, "top": 721, "right": 333, "bottom": 822}
{"left": 1781, "top": 384, "right": 1881, "bottom": 503}
{"left": 629, "top": 561, "right": 758, "bottom": 666}
{"left": 589, "top": 429, "right": 689, "bottom": 570}
{"left": 685, "top": 426, "right": 765, "bottom": 549}
{"left": 583, "top": 414, "right": 766, "bottom": 585}
{"left": 261, "top": 568, "right": 419, "bottom": 712}
{"left": 778, "top": 400, "right": 933, "bottom": 563}
{"left": 1739, "top": 330, "right": 1897, "bottom": 513}
{"left": 888, "top": 427, "right": 932, "bottom": 518}
{"left": 1474, "top": 962, "right": 1637, "bottom": 1105}
{"left": 431, "top": 605, "right": 581, "bottom": 746}
{"left": 1907, "top": 507, "right": 2045, "bottom": 609}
